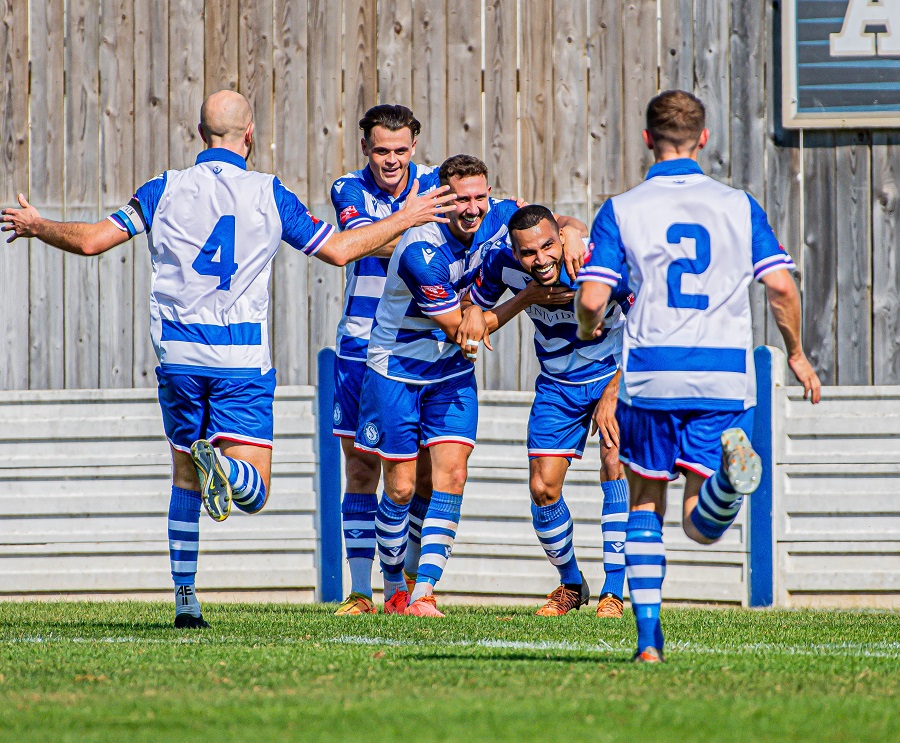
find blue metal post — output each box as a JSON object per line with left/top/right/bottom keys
{"left": 749, "top": 346, "right": 774, "bottom": 607}
{"left": 316, "top": 348, "right": 343, "bottom": 603}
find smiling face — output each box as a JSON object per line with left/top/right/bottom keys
{"left": 511, "top": 218, "right": 564, "bottom": 286}
{"left": 361, "top": 125, "right": 416, "bottom": 197}
{"left": 445, "top": 174, "right": 491, "bottom": 245}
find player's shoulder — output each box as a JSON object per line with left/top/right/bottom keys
{"left": 331, "top": 169, "right": 367, "bottom": 196}
{"left": 397, "top": 223, "right": 447, "bottom": 267}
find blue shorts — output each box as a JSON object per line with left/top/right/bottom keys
{"left": 528, "top": 373, "right": 615, "bottom": 459}
{"left": 354, "top": 369, "right": 478, "bottom": 461}
{"left": 332, "top": 356, "right": 366, "bottom": 438}
{"left": 616, "top": 403, "right": 755, "bottom": 480}
{"left": 156, "top": 367, "right": 276, "bottom": 453}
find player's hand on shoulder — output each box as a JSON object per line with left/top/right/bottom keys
{"left": 788, "top": 352, "right": 822, "bottom": 404}
{"left": 1, "top": 193, "right": 41, "bottom": 243}
{"left": 399, "top": 180, "right": 455, "bottom": 227}
{"left": 559, "top": 225, "right": 586, "bottom": 281}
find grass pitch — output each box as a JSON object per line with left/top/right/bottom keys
{"left": 1, "top": 602, "right": 898, "bottom": 742}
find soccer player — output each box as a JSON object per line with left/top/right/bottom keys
{"left": 575, "top": 90, "right": 821, "bottom": 662}
{"left": 1, "top": 90, "right": 453, "bottom": 628}
{"left": 329, "top": 105, "right": 441, "bottom": 616}
{"left": 459, "top": 204, "right": 631, "bottom": 618}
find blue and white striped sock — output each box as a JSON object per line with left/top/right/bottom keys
{"left": 531, "top": 495, "right": 581, "bottom": 585}
{"left": 625, "top": 510, "right": 666, "bottom": 652}
{"left": 415, "top": 490, "right": 462, "bottom": 593}
{"left": 220, "top": 455, "right": 267, "bottom": 513}
{"left": 342, "top": 492, "right": 377, "bottom": 596}
{"left": 168, "top": 486, "right": 201, "bottom": 616}
{"left": 375, "top": 494, "right": 410, "bottom": 597}
{"left": 690, "top": 469, "right": 744, "bottom": 541}
{"left": 404, "top": 492, "right": 430, "bottom": 578}
{"left": 600, "top": 479, "right": 629, "bottom": 598}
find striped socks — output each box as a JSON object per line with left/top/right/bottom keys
{"left": 625, "top": 510, "right": 666, "bottom": 652}
{"left": 404, "top": 492, "right": 430, "bottom": 578}
{"left": 375, "top": 494, "right": 410, "bottom": 598}
{"left": 341, "top": 492, "right": 377, "bottom": 597}
{"left": 168, "top": 486, "right": 201, "bottom": 617}
{"left": 219, "top": 455, "right": 267, "bottom": 513}
{"left": 690, "top": 469, "right": 744, "bottom": 541}
{"left": 531, "top": 495, "right": 581, "bottom": 585}
{"left": 600, "top": 479, "right": 629, "bottom": 598}
{"left": 414, "top": 490, "right": 462, "bottom": 598}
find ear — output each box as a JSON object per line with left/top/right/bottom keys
{"left": 409, "top": 137, "right": 417, "bottom": 158}
{"left": 360, "top": 137, "right": 369, "bottom": 157}
{"left": 697, "top": 128, "right": 710, "bottom": 150}
{"left": 245, "top": 121, "right": 255, "bottom": 146}
{"left": 642, "top": 129, "right": 654, "bottom": 150}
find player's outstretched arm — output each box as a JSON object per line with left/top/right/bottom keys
{"left": 2, "top": 194, "right": 128, "bottom": 255}
{"left": 761, "top": 267, "right": 821, "bottom": 404}
{"left": 575, "top": 282, "right": 612, "bottom": 340}
{"left": 314, "top": 181, "right": 454, "bottom": 266}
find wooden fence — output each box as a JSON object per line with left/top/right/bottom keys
{"left": 1, "top": 1, "right": 898, "bottom": 392}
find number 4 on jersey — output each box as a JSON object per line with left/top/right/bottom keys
{"left": 193, "top": 215, "right": 238, "bottom": 290}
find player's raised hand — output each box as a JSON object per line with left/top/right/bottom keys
{"left": 1, "top": 193, "right": 42, "bottom": 243}
{"left": 559, "top": 225, "right": 586, "bottom": 281}
{"left": 788, "top": 353, "right": 822, "bottom": 404}
{"left": 399, "top": 180, "right": 455, "bottom": 227}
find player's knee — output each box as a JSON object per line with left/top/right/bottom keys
{"left": 386, "top": 481, "right": 416, "bottom": 505}
{"left": 529, "top": 473, "right": 561, "bottom": 507}
{"left": 440, "top": 464, "right": 468, "bottom": 495}
{"left": 345, "top": 450, "right": 381, "bottom": 491}
{"left": 600, "top": 447, "right": 624, "bottom": 480}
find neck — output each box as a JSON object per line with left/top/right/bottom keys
{"left": 654, "top": 147, "right": 699, "bottom": 163}
{"left": 447, "top": 223, "right": 473, "bottom": 246}
{"left": 207, "top": 139, "right": 248, "bottom": 160}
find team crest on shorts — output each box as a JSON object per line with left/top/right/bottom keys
{"left": 333, "top": 402, "right": 342, "bottom": 426}
{"left": 363, "top": 422, "right": 379, "bottom": 446}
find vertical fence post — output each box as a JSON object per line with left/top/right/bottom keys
{"left": 749, "top": 345, "right": 775, "bottom": 607}
{"left": 316, "top": 348, "right": 343, "bottom": 603}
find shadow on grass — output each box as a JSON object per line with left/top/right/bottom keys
{"left": 402, "top": 650, "right": 631, "bottom": 666}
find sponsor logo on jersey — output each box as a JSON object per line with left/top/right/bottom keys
{"left": 422, "top": 247, "right": 435, "bottom": 264}
{"left": 585, "top": 241, "right": 594, "bottom": 262}
{"left": 340, "top": 205, "right": 359, "bottom": 225}
{"left": 363, "top": 422, "right": 379, "bottom": 445}
{"left": 421, "top": 284, "right": 449, "bottom": 301}
{"left": 333, "top": 402, "right": 342, "bottom": 425}
{"left": 306, "top": 210, "right": 321, "bottom": 224}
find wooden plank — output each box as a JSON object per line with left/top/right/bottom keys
{"left": 204, "top": 0, "right": 239, "bottom": 96}
{"left": 65, "top": 0, "right": 102, "bottom": 389}
{"left": 446, "top": 0, "right": 481, "bottom": 158}
{"left": 272, "top": 0, "right": 309, "bottom": 385}
{"left": 834, "top": 132, "right": 872, "bottom": 385}
{"left": 132, "top": 0, "right": 169, "bottom": 387}
{"left": 872, "top": 133, "right": 900, "bottom": 385}
{"left": 27, "top": 0, "right": 66, "bottom": 389}
{"left": 658, "top": 0, "right": 693, "bottom": 91}
{"left": 343, "top": 0, "right": 377, "bottom": 170}
{"left": 588, "top": 0, "right": 625, "bottom": 208}
{"left": 551, "top": 0, "right": 588, "bottom": 221}
{"left": 411, "top": 0, "right": 447, "bottom": 166}
{"left": 693, "top": 0, "right": 729, "bottom": 181}
{"left": 168, "top": 0, "right": 204, "bottom": 170}
{"left": 99, "top": 0, "right": 136, "bottom": 389}
{"left": 520, "top": 0, "right": 553, "bottom": 204}
{"left": 621, "top": 0, "right": 657, "bottom": 189}
{"left": 730, "top": 0, "right": 767, "bottom": 346}
{"left": 0, "top": 0, "right": 29, "bottom": 390}
{"left": 239, "top": 0, "right": 274, "bottom": 174}
{"left": 377, "top": 0, "right": 413, "bottom": 105}
{"left": 484, "top": 0, "right": 517, "bottom": 197}
{"left": 802, "top": 133, "right": 838, "bottom": 386}
{"left": 307, "top": 0, "right": 344, "bottom": 383}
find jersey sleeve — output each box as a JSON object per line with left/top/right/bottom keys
{"left": 107, "top": 172, "right": 167, "bottom": 237}
{"left": 747, "top": 194, "right": 797, "bottom": 281}
{"left": 469, "top": 246, "right": 509, "bottom": 309}
{"left": 577, "top": 199, "right": 626, "bottom": 287}
{"left": 398, "top": 242, "right": 460, "bottom": 316}
{"left": 330, "top": 176, "right": 375, "bottom": 231}
{"left": 274, "top": 177, "right": 336, "bottom": 256}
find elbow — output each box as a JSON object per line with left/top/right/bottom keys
{"left": 80, "top": 239, "right": 105, "bottom": 257}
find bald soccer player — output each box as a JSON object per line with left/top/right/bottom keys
{"left": 2, "top": 90, "right": 453, "bottom": 628}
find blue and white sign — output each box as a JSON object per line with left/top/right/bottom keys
{"left": 783, "top": 0, "right": 900, "bottom": 128}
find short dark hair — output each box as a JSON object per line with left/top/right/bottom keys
{"left": 508, "top": 205, "right": 558, "bottom": 242}
{"left": 438, "top": 154, "right": 488, "bottom": 186}
{"left": 646, "top": 90, "right": 706, "bottom": 149}
{"left": 359, "top": 104, "right": 421, "bottom": 141}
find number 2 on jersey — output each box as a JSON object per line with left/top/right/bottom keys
{"left": 193, "top": 216, "right": 238, "bottom": 290}
{"left": 666, "top": 223, "right": 710, "bottom": 310}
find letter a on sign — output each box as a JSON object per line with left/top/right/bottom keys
{"left": 830, "top": 0, "right": 900, "bottom": 57}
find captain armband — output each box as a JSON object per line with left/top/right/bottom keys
{"left": 107, "top": 198, "right": 148, "bottom": 238}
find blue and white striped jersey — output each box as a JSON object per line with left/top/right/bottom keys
{"left": 109, "top": 148, "right": 334, "bottom": 377}
{"left": 366, "top": 198, "right": 519, "bottom": 384}
{"left": 330, "top": 163, "right": 440, "bottom": 361}
{"left": 577, "top": 158, "right": 796, "bottom": 411}
{"left": 471, "top": 239, "right": 630, "bottom": 385}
